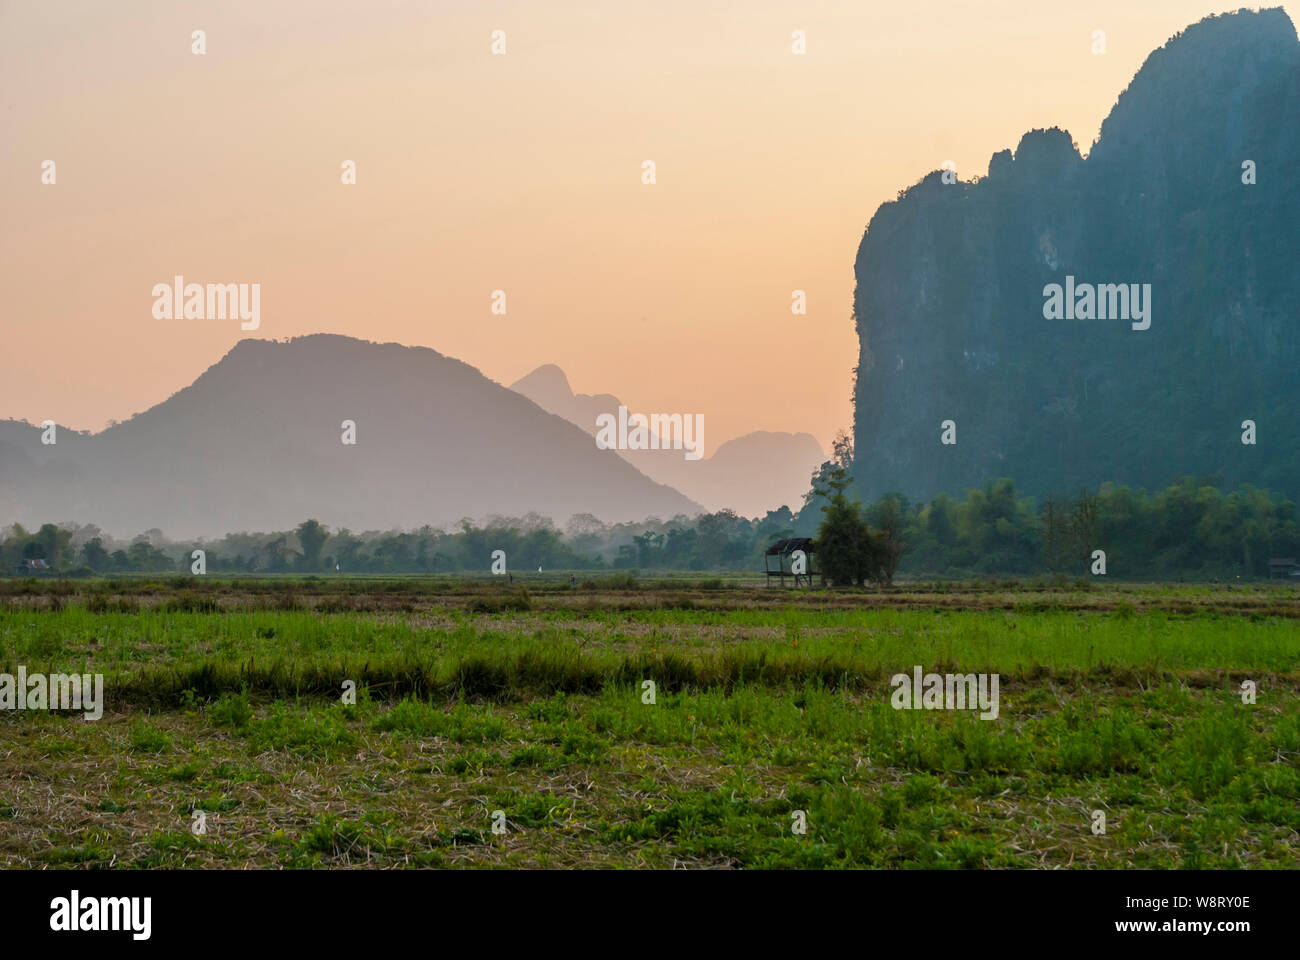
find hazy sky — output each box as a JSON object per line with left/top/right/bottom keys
{"left": 2, "top": 0, "right": 1286, "bottom": 454}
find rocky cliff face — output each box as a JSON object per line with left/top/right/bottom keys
{"left": 852, "top": 9, "right": 1300, "bottom": 503}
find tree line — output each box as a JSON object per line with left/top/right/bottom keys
{"left": 3, "top": 478, "right": 1297, "bottom": 581}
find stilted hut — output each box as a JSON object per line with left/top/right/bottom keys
{"left": 765, "top": 537, "right": 817, "bottom": 587}
{"left": 1268, "top": 558, "right": 1300, "bottom": 580}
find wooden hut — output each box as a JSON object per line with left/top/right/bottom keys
{"left": 764, "top": 537, "right": 817, "bottom": 587}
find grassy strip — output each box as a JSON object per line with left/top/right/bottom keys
{"left": 2, "top": 682, "right": 1295, "bottom": 868}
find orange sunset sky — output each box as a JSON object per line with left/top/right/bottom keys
{"left": 2, "top": 0, "right": 1287, "bottom": 455}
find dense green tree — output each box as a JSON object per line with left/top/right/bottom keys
{"left": 80, "top": 537, "right": 110, "bottom": 571}
{"left": 295, "top": 520, "right": 330, "bottom": 572}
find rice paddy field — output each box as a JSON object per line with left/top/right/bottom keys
{"left": 0, "top": 576, "right": 1297, "bottom": 869}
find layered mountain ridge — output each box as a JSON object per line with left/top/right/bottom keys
{"left": 508, "top": 365, "right": 825, "bottom": 517}
{"left": 0, "top": 335, "right": 702, "bottom": 538}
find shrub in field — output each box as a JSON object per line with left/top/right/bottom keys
{"left": 128, "top": 722, "right": 172, "bottom": 754}
{"left": 246, "top": 704, "right": 358, "bottom": 756}
{"left": 902, "top": 774, "right": 942, "bottom": 805}
{"left": 163, "top": 592, "right": 220, "bottom": 613}
{"left": 300, "top": 815, "right": 366, "bottom": 857}
{"left": 209, "top": 692, "right": 253, "bottom": 729}
{"left": 507, "top": 744, "right": 552, "bottom": 767}
{"left": 578, "top": 572, "right": 637, "bottom": 590}
{"left": 27, "top": 630, "right": 63, "bottom": 658}
{"left": 468, "top": 587, "right": 532, "bottom": 613}
{"left": 85, "top": 594, "right": 140, "bottom": 614}
{"left": 372, "top": 697, "right": 507, "bottom": 742}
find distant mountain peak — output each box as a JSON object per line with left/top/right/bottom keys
{"left": 508, "top": 364, "right": 825, "bottom": 517}
{"left": 510, "top": 363, "right": 572, "bottom": 396}
{"left": 1, "top": 337, "right": 702, "bottom": 538}
{"left": 510, "top": 363, "right": 624, "bottom": 438}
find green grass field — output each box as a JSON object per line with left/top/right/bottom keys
{"left": 1, "top": 578, "right": 1297, "bottom": 868}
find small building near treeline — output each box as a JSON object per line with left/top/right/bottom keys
{"left": 764, "top": 537, "right": 818, "bottom": 587}
{"left": 1267, "top": 558, "right": 1300, "bottom": 580}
